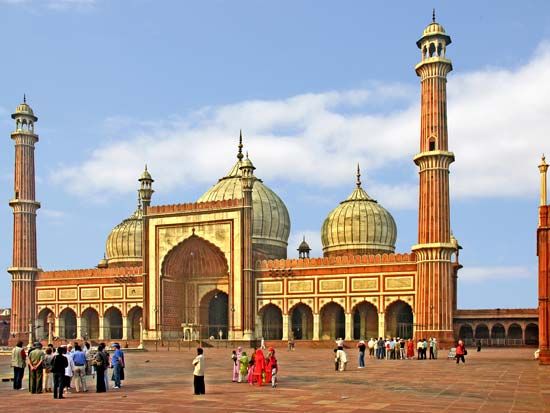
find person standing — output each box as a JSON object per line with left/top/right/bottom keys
{"left": 247, "top": 348, "right": 256, "bottom": 384}
{"left": 476, "top": 339, "right": 482, "bottom": 352}
{"left": 357, "top": 340, "right": 366, "bottom": 368}
{"left": 93, "top": 343, "right": 108, "bottom": 393}
{"left": 429, "top": 338, "right": 435, "bottom": 359}
{"left": 63, "top": 345, "right": 75, "bottom": 395}
{"left": 417, "top": 339, "right": 423, "bottom": 360}
{"left": 432, "top": 338, "right": 438, "bottom": 359}
{"left": 11, "top": 341, "right": 26, "bottom": 390}
{"left": 406, "top": 339, "right": 415, "bottom": 359}
{"left": 111, "top": 343, "right": 125, "bottom": 389}
{"left": 260, "top": 337, "right": 266, "bottom": 350}
{"left": 253, "top": 348, "right": 266, "bottom": 386}
{"left": 72, "top": 344, "right": 87, "bottom": 392}
{"left": 422, "top": 338, "right": 428, "bottom": 360}
{"left": 400, "top": 338, "right": 406, "bottom": 360}
{"left": 238, "top": 351, "right": 249, "bottom": 383}
{"left": 266, "top": 348, "right": 278, "bottom": 388}
{"left": 367, "top": 338, "right": 375, "bottom": 358}
{"left": 231, "top": 350, "right": 238, "bottom": 382}
{"left": 43, "top": 347, "right": 54, "bottom": 392}
{"left": 52, "top": 346, "right": 68, "bottom": 399}
{"left": 27, "top": 342, "right": 45, "bottom": 394}
{"left": 336, "top": 347, "right": 347, "bottom": 371}
{"left": 456, "top": 339, "right": 467, "bottom": 364}
{"left": 192, "top": 347, "right": 205, "bottom": 395}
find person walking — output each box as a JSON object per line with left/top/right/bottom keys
{"left": 72, "top": 344, "right": 87, "bottom": 392}
{"left": 52, "top": 346, "right": 68, "bottom": 399}
{"left": 231, "top": 350, "right": 238, "bottom": 382}
{"left": 476, "top": 339, "right": 482, "bottom": 352}
{"left": 336, "top": 347, "right": 348, "bottom": 371}
{"left": 456, "top": 339, "right": 467, "bottom": 364}
{"left": 43, "top": 347, "right": 54, "bottom": 392}
{"left": 192, "top": 348, "right": 205, "bottom": 395}
{"left": 111, "top": 343, "right": 125, "bottom": 389}
{"left": 27, "top": 342, "right": 45, "bottom": 394}
{"left": 357, "top": 340, "right": 366, "bottom": 368}
{"left": 93, "top": 343, "right": 108, "bottom": 393}
{"left": 11, "top": 341, "right": 26, "bottom": 390}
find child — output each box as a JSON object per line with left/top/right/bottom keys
{"left": 239, "top": 351, "right": 249, "bottom": 383}
{"left": 247, "top": 349, "right": 256, "bottom": 384}
{"left": 267, "top": 349, "right": 278, "bottom": 388}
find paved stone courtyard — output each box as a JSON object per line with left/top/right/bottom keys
{"left": 1, "top": 346, "right": 549, "bottom": 412}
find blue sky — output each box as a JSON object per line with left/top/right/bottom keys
{"left": 0, "top": 0, "right": 549, "bottom": 309}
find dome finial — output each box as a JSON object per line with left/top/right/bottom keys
{"left": 432, "top": 8, "right": 436, "bottom": 23}
{"left": 23, "top": 93, "right": 26, "bottom": 103}
{"left": 237, "top": 130, "right": 244, "bottom": 161}
{"left": 356, "top": 163, "right": 361, "bottom": 188}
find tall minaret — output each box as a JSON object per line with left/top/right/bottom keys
{"left": 412, "top": 12, "right": 456, "bottom": 346}
{"left": 8, "top": 97, "right": 40, "bottom": 342}
{"left": 537, "top": 155, "right": 550, "bottom": 364}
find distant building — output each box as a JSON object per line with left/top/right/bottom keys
{"left": 0, "top": 308, "right": 10, "bottom": 345}
{"left": 6, "top": 15, "right": 538, "bottom": 347}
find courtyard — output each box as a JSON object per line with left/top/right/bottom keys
{"left": 1, "top": 346, "right": 549, "bottom": 412}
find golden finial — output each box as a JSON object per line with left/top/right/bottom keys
{"left": 540, "top": 154, "right": 548, "bottom": 206}
{"left": 23, "top": 93, "right": 26, "bottom": 103}
{"left": 356, "top": 163, "right": 362, "bottom": 188}
{"left": 432, "top": 8, "right": 436, "bottom": 23}
{"left": 237, "top": 130, "right": 244, "bottom": 161}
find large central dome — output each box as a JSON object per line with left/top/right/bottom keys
{"left": 321, "top": 166, "right": 397, "bottom": 257}
{"left": 197, "top": 136, "right": 291, "bottom": 260}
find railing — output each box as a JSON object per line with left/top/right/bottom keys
{"left": 463, "top": 338, "right": 530, "bottom": 347}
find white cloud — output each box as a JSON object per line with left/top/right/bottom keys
{"left": 458, "top": 266, "right": 532, "bottom": 283}
{"left": 50, "top": 42, "right": 550, "bottom": 208}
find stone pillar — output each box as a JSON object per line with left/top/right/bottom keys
{"left": 282, "top": 313, "right": 289, "bottom": 341}
{"left": 98, "top": 317, "right": 105, "bottom": 340}
{"left": 345, "top": 313, "right": 353, "bottom": 340}
{"left": 313, "top": 313, "right": 320, "bottom": 340}
{"left": 378, "top": 312, "right": 385, "bottom": 338}
{"left": 122, "top": 316, "right": 128, "bottom": 340}
{"left": 538, "top": 157, "right": 550, "bottom": 363}
{"left": 54, "top": 317, "right": 60, "bottom": 338}
{"left": 76, "top": 317, "right": 82, "bottom": 340}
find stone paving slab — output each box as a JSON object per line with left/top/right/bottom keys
{"left": 1, "top": 347, "right": 550, "bottom": 412}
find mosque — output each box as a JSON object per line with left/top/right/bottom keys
{"left": 6, "top": 16, "right": 539, "bottom": 348}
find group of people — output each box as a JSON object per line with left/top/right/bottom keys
{"left": 362, "top": 337, "right": 439, "bottom": 360}
{"left": 10, "top": 340, "right": 125, "bottom": 398}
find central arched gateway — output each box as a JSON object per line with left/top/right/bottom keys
{"left": 161, "top": 233, "right": 229, "bottom": 337}
{"left": 385, "top": 300, "right": 413, "bottom": 338}
{"left": 290, "top": 303, "right": 313, "bottom": 340}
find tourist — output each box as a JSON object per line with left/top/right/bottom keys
{"left": 27, "top": 342, "right": 45, "bottom": 393}
{"left": 103, "top": 344, "right": 111, "bottom": 391}
{"left": 477, "top": 339, "right": 482, "bottom": 352}
{"left": 456, "top": 339, "right": 467, "bottom": 364}
{"left": 11, "top": 340, "right": 26, "bottom": 390}
{"left": 266, "top": 347, "right": 278, "bottom": 388}
{"left": 83, "top": 342, "right": 91, "bottom": 375}
{"left": 385, "top": 339, "right": 391, "bottom": 360}
{"left": 336, "top": 347, "right": 347, "bottom": 371}
{"left": 333, "top": 348, "right": 339, "bottom": 371}
{"left": 417, "top": 339, "right": 423, "bottom": 359}
{"left": 72, "top": 344, "right": 87, "bottom": 392}
{"left": 260, "top": 337, "right": 266, "bottom": 350}
{"left": 253, "top": 348, "right": 266, "bottom": 386}
{"left": 238, "top": 351, "right": 249, "bottom": 383}
{"left": 111, "top": 343, "right": 125, "bottom": 389}
{"left": 399, "top": 338, "right": 406, "bottom": 359}
{"left": 43, "top": 347, "right": 54, "bottom": 392}
{"left": 422, "top": 338, "right": 428, "bottom": 359}
{"left": 431, "top": 338, "right": 438, "bottom": 359}
{"left": 93, "top": 343, "right": 108, "bottom": 393}
{"left": 231, "top": 350, "right": 238, "bottom": 382}
{"left": 336, "top": 337, "right": 344, "bottom": 349}
{"left": 192, "top": 347, "right": 205, "bottom": 395}
{"left": 63, "top": 345, "right": 75, "bottom": 395}
{"left": 406, "top": 339, "right": 415, "bottom": 359}
{"left": 52, "top": 346, "right": 68, "bottom": 399}
{"left": 247, "top": 348, "right": 256, "bottom": 384}
{"left": 218, "top": 329, "right": 224, "bottom": 340}
{"left": 357, "top": 340, "right": 366, "bottom": 368}
{"left": 390, "top": 338, "right": 396, "bottom": 360}
{"left": 368, "top": 338, "right": 375, "bottom": 358}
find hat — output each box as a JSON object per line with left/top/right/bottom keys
{"left": 359, "top": 340, "right": 365, "bottom": 344}
{"left": 112, "top": 343, "right": 120, "bottom": 349}
{"left": 33, "top": 341, "right": 41, "bottom": 348}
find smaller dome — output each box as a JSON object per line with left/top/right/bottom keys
{"left": 12, "top": 97, "right": 37, "bottom": 120}
{"left": 139, "top": 165, "right": 153, "bottom": 181}
{"left": 298, "top": 237, "right": 311, "bottom": 253}
{"left": 105, "top": 208, "right": 143, "bottom": 266}
{"left": 422, "top": 22, "right": 446, "bottom": 37}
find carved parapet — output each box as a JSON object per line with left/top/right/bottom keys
{"left": 38, "top": 266, "right": 142, "bottom": 280}
{"left": 256, "top": 252, "right": 417, "bottom": 270}
{"left": 147, "top": 198, "right": 243, "bottom": 215}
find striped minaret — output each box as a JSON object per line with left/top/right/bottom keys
{"left": 8, "top": 97, "right": 40, "bottom": 343}
{"left": 412, "top": 13, "right": 456, "bottom": 347}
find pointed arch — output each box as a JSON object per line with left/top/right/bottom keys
{"left": 259, "top": 303, "right": 283, "bottom": 340}
{"left": 104, "top": 306, "right": 123, "bottom": 340}
{"left": 352, "top": 301, "right": 378, "bottom": 340}
{"left": 59, "top": 308, "right": 77, "bottom": 339}
{"left": 36, "top": 308, "right": 55, "bottom": 340}
{"left": 81, "top": 307, "right": 99, "bottom": 340}
{"left": 289, "top": 302, "right": 313, "bottom": 340}
{"left": 320, "top": 301, "right": 345, "bottom": 340}
{"left": 127, "top": 306, "right": 143, "bottom": 340}
{"left": 384, "top": 300, "right": 413, "bottom": 339}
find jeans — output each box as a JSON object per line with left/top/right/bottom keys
{"left": 53, "top": 373, "right": 65, "bottom": 398}
{"left": 456, "top": 355, "right": 465, "bottom": 364}
{"left": 358, "top": 351, "right": 365, "bottom": 367}
{"left": 13, "top": 367, "right": 24, "bottom": 389}
{"left": 113, "top": 364, "right": 122, "bottom": 388}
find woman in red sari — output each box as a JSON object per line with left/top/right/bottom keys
{"left": 406, "top": 339, "right": 415, "bottom": 359}
{"left": 253, "top": 349, "right": 266, "bottom": 386}
{"left": 265, "top": 347, "right": 275, "bottom": 384}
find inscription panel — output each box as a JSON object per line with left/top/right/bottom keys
{"left": 319, "top": 279, "right": 345, "bottom": 293}
{"left": 59, "top": 289, "right": 77, "bottom": 300}
{"left": 103, "top": 286, "right": 123, "bottom": 299}
{"left": 37, "top": 289, "right": 55, "bottom": 301}
{"left": 288, "top": 280, "right": 314, "bottom": 294}
{"left": 351, "top": 277, "right": 379, "bottom": 292}
{"left": 81, "top": 287, "right": 100, "bottom": 300}
{"left": 384, "top": 276, "right": 414, "bottom": 291}
{"left": 126, "top": 286, "right": 143, "bottom": 298}
{"left": 257, "top": 281, "right": 283, "bottom": 295}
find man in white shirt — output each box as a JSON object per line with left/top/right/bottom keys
{"left": 192, "top": 348, "right": 205, "bottom": 395}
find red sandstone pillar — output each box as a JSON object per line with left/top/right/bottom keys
{"left": 538, "top": 157, "right": 550, "bottom": 364}
{"left": 8, "top": 98, "right": 40, "bottom": 344}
